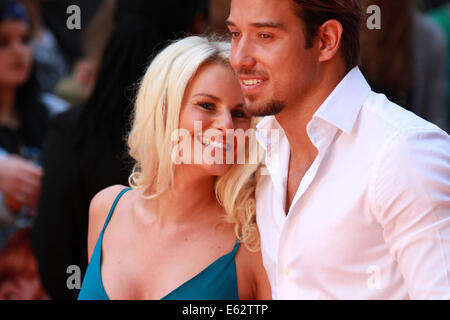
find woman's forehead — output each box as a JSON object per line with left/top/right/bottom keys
{"left": 0, "top": 19, "right": 29, "bottom": 35}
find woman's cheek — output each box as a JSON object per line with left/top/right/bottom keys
{"left": 179, "top": 107, "right": 211, "bottom": 132}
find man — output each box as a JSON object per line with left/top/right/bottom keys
{"left": 227, "top": 0, "right": 450, "bottom": 299}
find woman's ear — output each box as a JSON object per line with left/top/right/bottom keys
{"left": 317, "top": 19, "right": 343, "bottom": 63}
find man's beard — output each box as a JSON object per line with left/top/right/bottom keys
{"left": 245, "top": 99, "right": 285, "bottom": 117}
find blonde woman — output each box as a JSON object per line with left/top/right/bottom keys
{"left": 78, "top": 36, "right": 271, "bottom": 300}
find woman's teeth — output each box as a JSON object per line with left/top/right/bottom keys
{"left": 196, "top": 135, "right": 232, "bottom": 151}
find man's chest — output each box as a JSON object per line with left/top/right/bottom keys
{"left": 256, "top": 153, "right": 384, "bottom": 264}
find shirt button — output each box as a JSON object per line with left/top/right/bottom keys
{"left": 282, "top": 267, "right": 290, "bottom": 276}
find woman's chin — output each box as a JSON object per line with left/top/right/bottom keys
{"left": 0, "top": 74, "right": 28, "bottom": 87}
{"left": 183, "top": 162, "right": 233, "bottom": 178}
{"left": 203, "top": 163, "right": 234, "bottom": 177}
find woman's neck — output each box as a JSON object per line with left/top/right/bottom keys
{"left": 140, "top": 168, "right": 220, "bottom": 229}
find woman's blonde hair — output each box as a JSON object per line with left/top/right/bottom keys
{"left": 127, "top": 36, "right": 262, "bottom": 251}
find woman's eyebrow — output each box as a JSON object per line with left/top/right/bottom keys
{"left": 193, "top": 94, "right": 245, "bottom": 109}
{"left": 193, "top": 93, "right": 221, "bottom": 101}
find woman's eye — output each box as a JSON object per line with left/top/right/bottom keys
{"left": 21, "top": 35, "right": 31, "bottom": 45}
{"left": 198, "top": 102, "right": 214, "bottom": 110}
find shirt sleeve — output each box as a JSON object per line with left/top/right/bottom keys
{"left": 370, "top": 128, "right": 450, "bottom": 299}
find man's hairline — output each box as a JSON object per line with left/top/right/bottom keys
{"left": 225, "top": 0, "right": 305, "bottom": 30}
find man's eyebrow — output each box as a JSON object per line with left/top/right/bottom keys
{"left": 251, "top": 22, "right": 285, "bottom": 29}
{"left": 225, "top": 20, "right": 285, "bottom": 30}
{"left": 225, "top": 20, "right": 234, "bottom": 26}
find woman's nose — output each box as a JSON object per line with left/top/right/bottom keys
{"left": 11, "top": 39, "right": 29, "bottom": 56}
{"left": 214, "top": 110, "right": 234, "bottom": 132}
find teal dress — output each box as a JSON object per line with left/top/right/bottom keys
{"left": 78, "top": 187, "right": 241, "bottom": 300}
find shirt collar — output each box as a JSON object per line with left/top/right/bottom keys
{"left": 312, "top": 67, "right": 371, "bottom": 134}
{"left": 256, "top": 115, "right": 283, "bottom": 151}
{"left": 256, "top": 67, "right": 371, "bottom": 149}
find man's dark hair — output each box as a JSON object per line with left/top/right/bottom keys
{"left": 292, "top": 0, "right": 364, "bottom": 71}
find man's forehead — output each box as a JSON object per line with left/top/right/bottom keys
{"left": 227, "top": 0, "right": 296, "bottom": 27}
{"left": 229, "top": 0, "right": 292, "bottom": 11}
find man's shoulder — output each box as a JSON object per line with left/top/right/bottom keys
{"left": 357, "top": 91, "right": 445, "bottom": 141}
{"left": 357, "top": 91, "right": 449, "bottom": 183}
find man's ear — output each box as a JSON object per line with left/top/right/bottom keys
{"left": 317, "top": 19, "right": 343, "bottom": 63}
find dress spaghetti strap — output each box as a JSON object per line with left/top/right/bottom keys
{"left": 100, "top": 187, "right": 132, "bottom": 234}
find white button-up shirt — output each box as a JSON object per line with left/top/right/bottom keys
{"left": 256, "top": 67, "right": 450, "bottom": 299}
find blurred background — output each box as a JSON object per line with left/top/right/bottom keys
{"left": 0, "top": 0, "right": 448, "bottom": 300}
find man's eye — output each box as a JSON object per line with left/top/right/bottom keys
{"left": 231, "top": 110, "right": 249, "bottom": 118}
{"left": 259, "top": 33, "right": 271, "bottom": 40}
{"left": 230, "top": 31, "right": 240, "bottom": 38}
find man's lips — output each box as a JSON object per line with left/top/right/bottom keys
{"left": 238, "top": 75, "right": 268, "bottom": 93}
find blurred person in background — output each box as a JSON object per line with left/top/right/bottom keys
{"left": 429, "top": 1, "right": 450, "bottom": 131}
{"left": 32, "top": 0, "right": 210, "bottom": 300}
{"left": 40, "top": 0, "right": 103, "bottom": 69}
{"left": 360, "top": 0, "right": 448, "bottom": 131}
{"left": 0, "top": 0, "right": 48, "bottom": 251}
{"left": 424, "top": 0, "right": 449, "bottom": 11}
{"left": 20, "top": 0, "right": 69, "bottom": 93}
{"left": 0, "top": 227, "right": 48, "bottom": 300}
{"left": 209, "top": 0, "right": 231, "bottom": 34}
{"left": 54, "top": 0, "right": 116, "bottom": 105}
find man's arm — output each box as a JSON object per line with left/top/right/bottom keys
{"left": 370, "top": 128, "right": 450, "bottom": 299}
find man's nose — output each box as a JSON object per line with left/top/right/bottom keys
{"left": 230, "top": 36, "right": 256, "bottom": 72}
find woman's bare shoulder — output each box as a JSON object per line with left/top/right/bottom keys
{"left": 87, "top": 185, "right": 131, "bottom": 258}
{"left": 89, "top": 185, "right": 131, "bottom": 223}
{"left": 90, "top": 185, "right": 129, "bottom": 213}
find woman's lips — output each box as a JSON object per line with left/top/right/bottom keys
{"left": 10, "top": 62, "right": 28, "bottom": 72}
{"left": 195, "top": 135, "right": 232, "bottom": 151}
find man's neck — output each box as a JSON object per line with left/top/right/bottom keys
{"left": 275, "top": 65, "right": 347, "bottom": 160}
{"left": 276, "top": 64, "right": 348, "bottom": 213}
